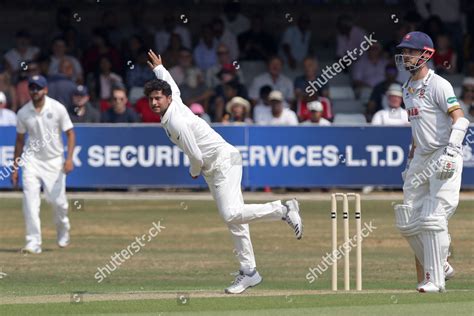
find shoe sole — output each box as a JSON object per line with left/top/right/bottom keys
{"left": 21, "top": 248, "right": 41, "bottom": 254}
{"left": 224, "top": 276, "right": 263, "bottom": 294}
{"left": 287, "top": 199, "right": 303, "bottom": 240}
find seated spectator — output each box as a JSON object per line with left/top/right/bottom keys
{"left": 280, "top": 14, "right": 312, "bottom": 69}
{"left": 89, "top": 56, "right": 124, "bottom": 111}
{"left": 126, "top": 49, "right": 155, "bottom": 90}
{"left": 162, "top": 33, "right": 183, "bottom": 69}
{"left": 221, "top": 1, "right": 250, "bottom": 36}
{"left": 48, "top": 57, "right": 77, "bottom": 109}
{"left": 336, "top": 14, "right": 366, "bottom": 61}
{"left": 253, "top": 85, "right": 272, "bottom": 124}
{"left": 101, "top": 86, "right": 139, "bottom": 123}
{"left": 294, "top": 56, "right": 329, "bottom": 99}
{"left": 352, "top": 42, "right": 388, "bottom": 99}
{"left": 266, "top": 90, "right": 298, "bottom": 125}
{"left": 82, "top": 29, "right": 121, "bottom": 76}
{"left": 190, "top": 103, "right": 211, "bottom": 124}
{"left": 68, "top": 85, "right": 100, "bottom": 123}
{"left": 0, "top": 92, "right": 16, "bottom": 126}
{"left": 134, "top": 96, "right": 161, "bottom": 123}
{"left": 222, "top": 96, "right": 252, "bottom": 124}
{"left": 294, "top": 56, "right": 334, "bottom": 122}
{"left": 124, "top": 34, "right": 146, "bottom": 67}
{"left": 214, "top": 65, "right": 248, "bottom": 100}
{"left": 3, "top": 30, "right": 39, "bottom": 79}
{"left": 154, "top": 15, "right": 192, "bottom": 53}
{"left": 433, "top": 33, "right": 457, "bottom": 75}
{"left": 460, "top": 77, "right": 474, "bottom": 122}
{"left": 212, "top": 77, "right": 248, "bottom": 122}
{"left": 170, "top": 48, "right": 199, "bottom": 86}
{"left": 249, "top": 56, "right": 294, "bottom": 105}
{"left": 301, "top": 101, "right": 331, "bottom": 125}
{"left": 366, "top": 64, "right": 401, "bottom": 121}
{"left": 371, "top": 84, "right": 409, "bottom": 125}
{"left": 0, "top": 69, "right": 18, "bottom": 112}
{"left": 48, "top": 37, "right": 83, "bottom": 84}
{"left": 238, "top": 13, "right": 276, "bottom": 61}
{"left": 212, "top": 17, "right": 239, "bottom": 61}
{"left": 193, "top": 24, "right": 218, "bottom": 71}
{"left": 206, "top": 44, "right": 244, "bottom": 88}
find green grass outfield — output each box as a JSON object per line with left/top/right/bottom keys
{"left": 0, "top": 196, "right": 473, "bottom": 315}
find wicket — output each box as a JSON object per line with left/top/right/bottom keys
{"left": 331, "top": 193, "right": 362, "bottom": 291}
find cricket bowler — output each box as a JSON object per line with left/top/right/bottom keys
{"left": 11, "top": 75, "right": 75, "bottom": 254}
{"left": 394, "top": 32, "right": 469, "bottom": 292}
{"left": 145, "top": 50, "right": 303, "bottom": 294}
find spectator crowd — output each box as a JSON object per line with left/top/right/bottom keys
{"left": 1, "top": 1, "right": 473, "bottom": 127}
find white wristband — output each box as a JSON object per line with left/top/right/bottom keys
{"left": 449, "top": 117, "right": 469, "bottom": 146}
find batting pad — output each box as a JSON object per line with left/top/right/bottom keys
{"left": 420, "top": 197, "right": 450, "bottom": 289}
{"left": 394, "top": 204, "right": 424, "bottom": 265}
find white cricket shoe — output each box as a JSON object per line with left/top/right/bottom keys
{"left": 21, "top": 245, "right": 42, "bottom": 254}
{"left": 57, "top": 228, "right": 70, "bottom": 248}
{"left": 284, "top": 199, "right": 303, "bottom": 240}
{"left": 444, "top": 262, "right": 455, "bottom": 280}
{"left": 417, "top": 281, "right": 441, "bottom": 293}
{"left": 225, "top": 270, "right": 262, "bottom": 294}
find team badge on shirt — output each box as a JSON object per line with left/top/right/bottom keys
{"left": 47, "top": 113, "right": 53, "bottom": 119}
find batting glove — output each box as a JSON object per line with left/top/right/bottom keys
{"left": 436, "top": 143, "right": 462, "bottom": 180}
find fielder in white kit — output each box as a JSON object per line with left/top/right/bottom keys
{"left": 145, "top": 50, "right": 303, "bottom": 294}
{"left": 394, "top": 32, "right": 469, "bottom": 292}
{"left": 11, "top": 75, "right": 75, "bottom": 254}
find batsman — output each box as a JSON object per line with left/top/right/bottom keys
{"left": 394, "top": 32, "right": 469, "bottom": 293}
{"left": 144, "top": 50, "right": 303, "bottom": 294}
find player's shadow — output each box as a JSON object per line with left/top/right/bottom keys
{"left": 0, "top": 248, "right": 53, "bottom": 253}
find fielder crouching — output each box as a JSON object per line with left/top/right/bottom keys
{"left": 11, "top": 75, "right": 75, "bottom": 254}
{"left": 394, "top": 32, "right": 469, "bottom": 293}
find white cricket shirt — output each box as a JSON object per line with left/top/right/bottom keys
{"left": 153, "top": 65, "right": 228, "bottom": 177}
{"left": 402, "top": 69, "right": 460, "bottom": 154}
{"left": 16, "top": 96, "right": 73, "bottom": 160}
{"left": 371, "top": 107, "right": 409, "bottom": 126}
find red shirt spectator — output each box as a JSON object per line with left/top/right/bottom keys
{"left": 297, "top": 96, "right": 333, "bottom": 122}
{"left": 134, "top": 96, "right": 161, "bottom": 123}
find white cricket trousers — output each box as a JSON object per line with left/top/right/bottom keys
{"left": 22, "top": 156, "right": 70, "bottom": 248}
{"left": 203, "top": 145, "right": 285, "bottom": 273}
{"left": 403, "top": 146, "right": 463, "bottom": 288}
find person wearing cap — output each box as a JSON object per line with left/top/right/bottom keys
{"left": 0, "top": 91, "right": 17, "bottom": 126}
{"left": 459, "top": 77, "right": 474, "bottom": 122}
{"left": 12, "top": 75, "right": 76, "bottom": 254}
{"left": 366, "top": 64, "right": 401, "bottom": 122}
{"left": 146, "top": 50, "right": 303, "bottom": 294}
{"left": 371, "top": 84, "right": 409, "bottom": 126}
{"left": 394, "top": 31, "right": 470, "bottom": 293}
{"left": 222, "top": 96, "right": 252, "bottom": 124}
{"left": 266, "top": 90, "right": 298, "bottom": 125}
{"left": 301, "top": 101, "right": 331, "bottom": 126}
{"left": 69, "top": 85, "right": 100, "bottom": 123}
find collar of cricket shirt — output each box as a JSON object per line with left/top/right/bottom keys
{"left": 404, "top": 69, "right": 434, "bottom": 94}
{"left": 160, "top": 99, "right": 175, "bottom": 125}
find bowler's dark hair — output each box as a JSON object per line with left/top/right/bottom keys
{"left": 144, "top": 79, "right": 172, "bottom": 97}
